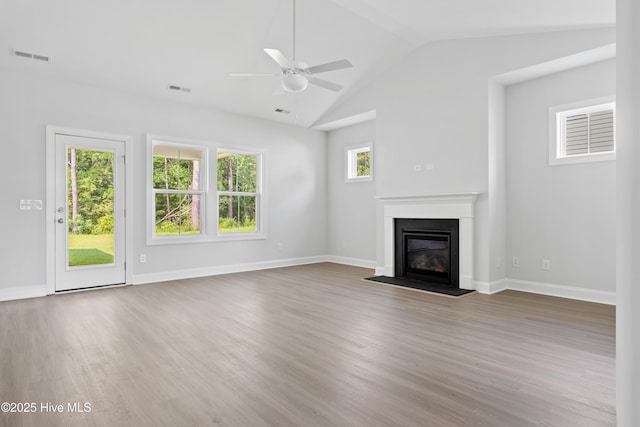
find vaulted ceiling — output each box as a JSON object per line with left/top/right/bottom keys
{"left": 0, "top": 0, "right": 615, "bottom": 128}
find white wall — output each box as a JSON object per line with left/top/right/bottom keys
{"left": 488, "top": 81, "right": 507, "bottom": 283}
{"left": 317, "top": 28, "right": 616, "bottom": 284}
{"left": 505, "top": 59, "right": 616, "bottom": 292}
{"left": 616, "top": 0, "right": 640, "bottom": 423}
{"left": 0, "top": 69, "right": 328, "bottom": 295}
{"left": 326, "top": 120, "right": 376, "bottom": 267}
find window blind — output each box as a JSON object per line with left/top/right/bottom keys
{"left": 565, "top": 108, "right": 614, "bottom": 156}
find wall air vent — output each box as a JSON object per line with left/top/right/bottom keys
{"left": 275, "top": 108, "right": 291, "bottom": 114}
{"left": 13, "top": 49, "right": 50, "bottom": 62}
{"left": 168, "top": 85, "right": 191, "bottom": 93}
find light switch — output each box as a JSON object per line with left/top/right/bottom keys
{"left": 19, "top": 200, "right": 43, "bottom": 211}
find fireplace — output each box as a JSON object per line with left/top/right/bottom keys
{"left": 395, "top": 218, "right": 460, "bottom": 288}
{"left": 377, "top": 193, "right": 478, "bottom": 291}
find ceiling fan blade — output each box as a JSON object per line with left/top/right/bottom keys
{"left": 229, "top": 73, "right": 280, "bottom": 77}
{"left": 308, "top": 77, "right": 344, "bottom": 92}
{"left": 264, "top": 48, "right": 294, "bottom": 69}
{"left": 306, "top": 59, "right": 353, "bottom": 74}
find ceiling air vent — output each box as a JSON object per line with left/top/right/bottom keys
{"left": 168, "top": 85, "right": 191, "bottom": 93}
{"left": 12, "top": 49, "right": 50, "bottom": 62}
{"left": 275, "top": 108, "right": 291, "bottom": 115}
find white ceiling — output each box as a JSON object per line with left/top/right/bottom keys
{"left": 0, "top": 0, "right": 615, "bottom": 128}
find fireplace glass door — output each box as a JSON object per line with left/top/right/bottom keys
{"left": 405, "top": 233, "right": 451, "bottom": 283}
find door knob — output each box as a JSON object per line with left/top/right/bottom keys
{"left": 57, "top": 218, "right": 64, "bottom": 224}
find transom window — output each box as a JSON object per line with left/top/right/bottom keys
{"left": 549, "top": 97, "right": 615, "bottom": 166}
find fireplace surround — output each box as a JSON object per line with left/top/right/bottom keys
{"left": 376, "top": 193, "right": 478, "bottom": 291}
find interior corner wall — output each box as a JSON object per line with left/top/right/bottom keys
{"left": 488, "top": 81, "right": 507, "bottom": 283}
{"left": 505, "top": 59, "right": 616, "bottom": 292}
{"left": 616, "top": 0, "right": 640, "bottom": 423}
{"left": 326, "top": 120, "right": 376, "bottom": 267}
{"left": 0, "top": 69, "right": 328, "bottom": 294}
{"left": 327, "top": 28, "right": 615, "bottom": 284}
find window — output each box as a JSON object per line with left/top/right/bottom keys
{"left": 151, "top": 141, "right": 206, "bottom": 238}
{"left": 346, "top": 143, "right": 373, "bottom": 182}
{"left": 147, "top": 136, "right": 265, "bottom": 244}
{"left": 217, "top": 150, "right": 261, "bottom": 234}
{"left": 549, "top": 97, "right": 615, "bottom": 166}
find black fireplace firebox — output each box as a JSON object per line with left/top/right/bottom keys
{"left": 394, "top": 218, "right": 460, "bottom": 288}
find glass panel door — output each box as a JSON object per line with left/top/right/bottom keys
{"left": 55, "top": 134, "right": 125, "bottom": 291}
{"left": 67, "top": 147, "right": 115, "bottom": 267}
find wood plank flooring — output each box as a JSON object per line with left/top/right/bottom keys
{"left": 0, "top": 263, "right": 615, "bottom": 426}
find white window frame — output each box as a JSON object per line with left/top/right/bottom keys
{"left": 147, "top": 136, "right": 210, "bottom": 245}
{"left": 549, "top": 96, "right": 616, "bottom": 166}
{"left": 345, "top": 142, "right": 373, "bottom": 183}
{"left": 215, "top": 147, "right": 265, "bottom": 239}
{"left": 146, "top": 135, "right": 266, "bottom": 245}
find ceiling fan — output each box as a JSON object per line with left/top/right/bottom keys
{"left": 230, "top": 0, "right": 353, "bottom": 93}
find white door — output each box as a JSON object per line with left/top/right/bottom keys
{"left": 54, "top": 134, "right": 126, "bottom": 291}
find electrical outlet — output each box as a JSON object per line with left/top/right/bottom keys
{"left": 542, "top": 259, "right": 551, "bottom": 271}
{"left": 139, "top": 254, "right": 147, "bottom": 263}
{"left": 512, "top": 256, "right": 520, "bottom": 268}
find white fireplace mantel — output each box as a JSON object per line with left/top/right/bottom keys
{"left": 376, "top": 193, "right": 479, "bottom": 290}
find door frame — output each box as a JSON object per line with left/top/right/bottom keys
{"left": 46, "top": 126, "right": 134, "bottom": 294}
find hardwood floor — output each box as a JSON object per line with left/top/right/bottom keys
{"left": 0, "top": 263, "right": 615, "bottom": 426}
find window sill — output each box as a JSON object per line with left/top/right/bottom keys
{"left": 549, "top": 152, "right": 616, "bottom": 166}
{"left": 146, "top": 232, "right": 267, "bottom": 245}
{"left": 345, "top": 176, "right": 373, "bottom": 183}
{"left": 215, "top": 232, "right": 267, "bottom": 241}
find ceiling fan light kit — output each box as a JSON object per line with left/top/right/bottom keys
{"left": 282, "top": 70, "right": 309, "bottom": 93}
{"left": 230, "top": 0, "right": 353, "bottom": 94}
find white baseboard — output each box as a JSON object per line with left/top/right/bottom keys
{"left": 326, "top": 255, "right": 376, "bottom": 269}
{"left": 0, "top": 267, "right": 615, "bottom": 307}
{"left": 474, "top": 279, "right": 508, "bottom": 295}
{"left": 367, "top": 271, "right": 614, "bottom": 305}
{"left": 0, "top": 285, "right": 47, "bottom": 302}
{"left": 132, "top": 256, "right": 328, "bottom": 285}
{"left": 507, "top": 278, "right": 616, "bottom": 305}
